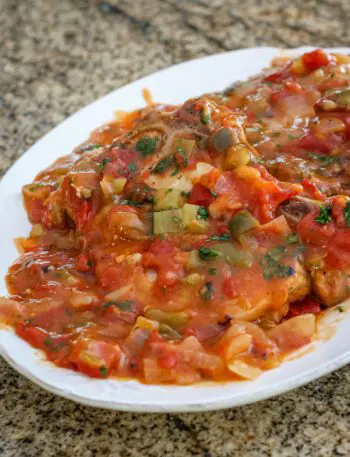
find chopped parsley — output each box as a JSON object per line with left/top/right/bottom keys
{"left": 338, "top": 306, "right": 345, "bottom": 313}
{"left": 201, "top": 282, "right": 214, "bottom": 301}
{"left": 315, "top": 205, "right": 332, "bottom": 225}
{"left": 100, "top": 366, "right": 109, "bottom": 377}
{"left": 99, "top": 157, "right": 111, "bottom": 171}
{"left": 260, "top": 246, "right": 295, "bottom": 280}
{"left": 198, "top": 247, "right": 220, "bottom": 260}
{"left": 44, "top": 338, "right": 56, "bottom": 349}
{"left": 176, "top": 147, "right": 189, "bottom": 167}
{"left": 197, "top": 207, "right": 209, "bottom": 220}
{"left": 170, "top": 165, "right": 180, "bottom": 176}
{"left": 209, "top": 233, "right": 230, "bottom": 241}
{"left": 308, "top": 153, "right": 337, "bottom": 166}
{"left": 152, "top": 156, "right": 174, "bottom": 174}
{"left": 344, "top": 201, "right": 350, "bottom": 227}
{"left": 288, "top": 134, "right": 298, "bottom": 140}
{"left": 119, "top": 199, "right": 140, "bottom": 206}
{"left": 209, "top": 190, "right": 218, "bottom": 198}
{"left": 103, "top": 300, "right": 133, "bottom": 311}
{"left": 128, "top": 163, "right": 137, "bottom": 172}
{"left": 136, "top": 136, "right": 158, "bottom": 156}
{"left": 208, "top": 268, "right": 217, "bottom": 276}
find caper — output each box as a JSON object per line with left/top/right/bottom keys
{"left": 210, "top": 128, "right": 234, "bottom": 153}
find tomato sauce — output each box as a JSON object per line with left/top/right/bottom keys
{"left": 1, "top": 50, "right": 350, "bottom": 384}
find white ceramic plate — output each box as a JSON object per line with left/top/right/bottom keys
{"left": 1, "top": 46, "right": 350, "bottom": 412}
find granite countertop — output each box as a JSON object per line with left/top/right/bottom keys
{"left": 1, "top": 1, "right": 350, "bottom": 455}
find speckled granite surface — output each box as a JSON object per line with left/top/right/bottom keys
{"left": 1, "top": 0, "right": 350, "bottom": 455}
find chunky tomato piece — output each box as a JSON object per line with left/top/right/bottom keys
{"left": 71, "top": 340, "right": 121, "bottom": 378}
{"left": 17, "top": 324, "right": 71, "bottom": 351}
{"left": 187, "top": 183, "right": 215, "bottom": 207}
{"left": 142, "top": 239, "right": 184, "bottom": 287}
{"left": 326, "top": 229, "right": 350, "bottom": 268}
{"left": 299, "top": 133, "right": 330, "bottom": 154}
{"left": 297, "top": 212, "right": 335, "bottom": 246}
{"left": 76, "top": 252, "right": 91, "bottom": 272}
{"left": 76, "top": 199, "right": 92, "bottom": 232}
{"left": 158, "top": 351, "right": 178, "bottom": 369}
{"left": 222, "top": 276, "right": 238, "bottom": 299}
{"left": 302, "top": 49, "right": 331, "bottom": 71}
{"left": 288, "top": 297, "right": 321, "bottom": 318}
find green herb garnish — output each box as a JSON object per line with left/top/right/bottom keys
{"left": 119, "top": 199, "right": 140, "bottom": 206}
{"left": 208, "top": 268, "right": 217, "bottom": 276}
{"left": 170, "top": 165, "right": 180, "bottom": 176}
{"left": 315, "top": 205, "right": 332, "bottom": 225}
{"left": 198, "top": 247, "right": 220, "bottom": 260}
{"left": 260, "top": 247, "right": 295, "bottom": 280}
{"left": 152, "top": 156, "right": 174, "bottom": 174}
{"left": 128, "top": 163, "right": 137, "bottom": 172}
{"left": 209, "top": 233, "right": 230, "bottom": 241}
{"left": 308, "top": 153, "right": 337, "bottom": 166}
{"left": 209, "top": 190, "right": 218, "bottom": 198}
{"left": 100, "top": 366, "right": 108, "bottom": 377}
{"left": 201, "top": 282, "right": 214, "bottom": 301}
{"left": 99, "top": 157, "right": 111, "bottom": 171}
{"left": 288, "top": 134, "right": 298, "bottom": 140}
{"left": 197, "top": 207, "right": 209, "bottom": 220}
{"left": 176, "top": 147, "right": 189, "bottom": 167}
{"left": 136, "top": 136, "right": 158, "bottom": 156}
{"left": 344, "top": 201, "right": 350, "bottom": 227}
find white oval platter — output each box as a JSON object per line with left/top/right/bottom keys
{"left": 0, "top": 46, "right": 349, "bottom": 412}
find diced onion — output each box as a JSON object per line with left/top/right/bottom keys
{"left": 105, "top": 283, "right": 133, "bottom": 301}
{"left": 227, "top": 360, "right": 262, "bottom": 379}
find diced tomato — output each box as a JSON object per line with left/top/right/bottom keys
{"left": 16, "top": 324, "right": 48, "bottom": 348}
{"left": 187, "top": 184, "right": 215, "bottom": 207}
{"left": 263, "top": 70, "right": 284, "bottom": 84}
{"left": 302, "top": 49, "right": 331, "bottom": 71}
{"left": 284, "top": 81, "right": 302, "bottom": 93}
{"left": 97, "top": 264, "right": 127, "bottom": 289}
{"left": 326, "top": 243, "right": 350, "bottom": 269}
{"left": 331, "top": 196, "right": 348, "bottom": 227}
{"left": 142, "top": 239, "right": 184, "bottom": 287}
{"left": 342, "top": 114, "right": 350, "bottom": 139}
{"left": 71, "top": 340, "right": 121, "bottom": 378}
{"left": 76, "top": 252, "right": 91, "bottom": 272}
{"left": 288, "top": 297, "right": 321, "bottom": 318}
{"left": 299, "top": 132, "right": 330, "bottom": 154}
{"left": 326, "top": 229, "right": 350, "bottom": 268}
{"left": 222, "top": 276, "right": 238, "bottom": 299}
{"left": 297, "top": 212, "right": 335, "bottom": 246}
{"left": 16, "top": 324, "right": 71, "bottom": 351}
{"left": 158, "top": 351, "right": 178, "bottom": 369}
{"left": 76, "top": 199, "right": 92, "bottom": 232}
{"left": 103, "top": 147, "right": 137, "bottom": 178}
{"left": 301, "top": 179, "right": 325, "bottom": 201}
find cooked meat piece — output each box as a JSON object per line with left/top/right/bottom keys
{"left": 278, "top": 196, "right": 321, "bottom": 228}
{"left": 311, "top": 268, "right": 350, "bottom": 306}
{"left": 286, "top": 259, "right": 311, "bottom": 303}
